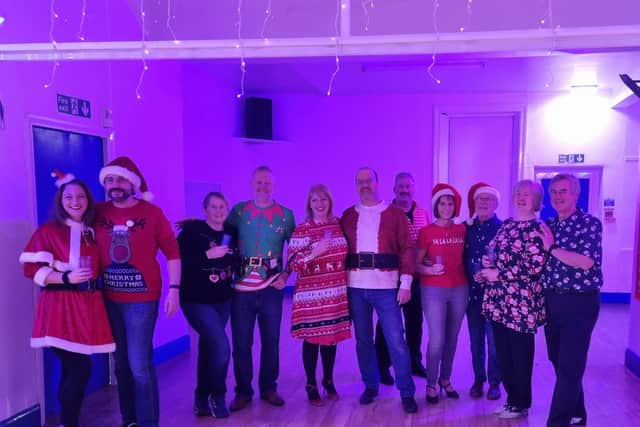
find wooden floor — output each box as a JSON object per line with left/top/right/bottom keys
{"left": 54, "top": 298, "right": 639, "bottom": 426}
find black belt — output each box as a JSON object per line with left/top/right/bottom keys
{"left": 346, "top": 253, "right": 399, "bottom": 270}
{"left": 45, "top": 280, "right": 100, "bottom": 291}
{"left": 241, "top": 256, "right": 280, "bottom": 268}
{"left": 546, "top": 287, "right": 600, "bottom": 296}
{"left": 241, "top": 256, "right": 282, "bottom": 278}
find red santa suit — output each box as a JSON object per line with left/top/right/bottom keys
{"left": 19, "top": 220, "right": 115, "bottom": 354}
{"left": 341, "top": 201, "right": 415, "bottom": 289}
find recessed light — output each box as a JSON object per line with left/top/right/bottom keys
{"left": 0, "top": 16, "right": 5, "bottom": 26}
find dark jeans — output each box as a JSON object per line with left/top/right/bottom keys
{"left": 492, "top": 321, "right": 534, "bottom": 410}
{"left": 466, "top": 300, "right": 501, "bottom": 385}
{"left": 230, "top": 286, "right": 284, "bottom": 397}
{"left": 105, "top": 300, "right": 159, "bottom": 427}
{"left": 348, "top": 287, "right": 415, "bottom": 398}
{"left": 181, "top": 301, "right": 231, "bottom": 398}
{"left": 545, "top": 291, "right": 600, "bottom": 427}
{"left": 52, "top": 348, "right": 91, "bottom": 427}
{"left": 375, "top": 277, "right": 423, "bottom": 370}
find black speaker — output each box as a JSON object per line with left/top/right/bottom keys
{"left": 244, "top": 97, "right": 272, "bottom": 140}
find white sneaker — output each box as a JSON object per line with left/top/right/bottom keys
{"left": 493, "top": 403, "right": 510, "bottom": 415}
{"left": 499, "top": 406, "right": 528, "bottom": 419}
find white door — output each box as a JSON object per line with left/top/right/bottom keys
{"left": 442, "top": 114, "right": 519, "bottom": 221}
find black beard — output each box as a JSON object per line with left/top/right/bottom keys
{"left": 108, "top": 188, "right": 134, "bottom": 202}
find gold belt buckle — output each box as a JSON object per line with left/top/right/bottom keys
{"left": 249, "top": 257, "right": 262, "bottom": 267}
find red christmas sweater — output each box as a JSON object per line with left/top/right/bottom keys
{"left": 417, "top": 223, "right": 467, "bottom": 288}
{"left": 95, "top": 200, "right": 180, "bottom": 303}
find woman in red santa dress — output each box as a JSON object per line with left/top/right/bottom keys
{"left": 19, "top": 171, "right": 115, "bottom": 427}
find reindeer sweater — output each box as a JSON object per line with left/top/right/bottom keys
{"left": 95, "top": 200, "right": 180, "bottom": 303}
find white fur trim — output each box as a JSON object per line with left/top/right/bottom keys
{"left": 67, "top": 221, "right": 82, "bottom": 270}
{"left": 432, "top": 188, "right": 455, "bottom": 210}
{"left": 31, "top": 336, "right": 115, "bottom": 355}
{"left": 19, "top": 251, "right": 54, "bottom": 265}
{"left": 473, "top": 186, "right": 500, "bottom": 204}
{"left": 141, "top": 191, "right": 154, "bottom": 201}
{"left": 399, "top": 274, "right": 412, "bottom": 290}
{"left": 34, "top": 266, "right": 54, "bottom": 287}
{"left": 55, "top": 173, "right": 75, "bottom": 188}
{"left": 99, "top": 165, "right": 141, "bottom": 190}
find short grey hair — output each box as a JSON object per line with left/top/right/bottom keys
{"left": 551, "top": 173, "right": 580, "bottom": 196}
{"left": 356, "top": 167, "right": 379, "bottom": 183}
{"left": 513, "top": 179, "right": 544, "bottom": 212}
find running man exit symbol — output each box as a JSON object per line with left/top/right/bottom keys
{"left": 57, "top": 94, "right": 91, "bottom": 119}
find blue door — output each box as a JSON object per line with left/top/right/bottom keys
{"left": 32, "top": 125, "right": 108, "bottom": 417}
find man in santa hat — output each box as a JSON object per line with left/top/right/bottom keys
{"left": 95, "top": 156, "right": 181, "bottom": 427}
{"left": 341, "top": 167, "right": 418, "bottom": 414}
{"left": 464, "top": 182, "right": 503, "bottom": 401}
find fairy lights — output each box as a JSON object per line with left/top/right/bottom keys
{"left": 135, "top": 0, "right": 148, "bottom": 100}
{"left": 459, "top": 0, "right": 473, "bottom": 32}
{"left": 362, "top": 0, "right": 374, "bottom": 32}
{"left": 77, "top": 0, "right": 87, "bottom": 41}
{"left": 427, "top": 0, "right": 441, "bottom": 85}
{"left": 236, "top": 0, "right": 246, "bottom": 99}
{"left": 167, "top": 0, "right": 180, "bottom": 44}
{"left": 326, "top": 0, "right": 342, "bottom": 96}
{"left": 43, "top": 0, "right": 59, "bottom": 88}
{"left": 261, "top": 0, "right": 273, "bottom": 39}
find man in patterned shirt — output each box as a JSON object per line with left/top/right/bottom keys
{"left": 539, "top": 173, "right": 603, "bottom": 427}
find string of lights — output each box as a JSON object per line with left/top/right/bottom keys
{"left": 326, "top": 0, "right": 342, "bottom": 96}
{"left": 43, "top": 0, "right": 59, "bottom": 88}
{"left": 135, "top": 0, "right": 149, "bottom": 100}
{"left": 236, "top": 0, "right": 246, "bottom": 99}
{"left": 427, "top": 0, "right": 441, "bottom": 85}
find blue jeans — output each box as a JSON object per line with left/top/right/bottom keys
{"left": 181, "top": 301, "right": 231, "bottom": 398}
{"left": 421, "top": 285, "right": 468, "bottom": 387}
{"left": 105, "top": 300, "right": 159, "bottom": 427}
{"left": 348, "top": 287, "right": 415, "bottom": 398}
{"left": 467, "top": 300, "right": 501, "bottom": 385}
{"left": 230, "top": 287, "right": 284, "bottom": 397}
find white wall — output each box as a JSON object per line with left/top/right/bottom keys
{"left": 0, "top": 56, "right": 188, "bottom": 424}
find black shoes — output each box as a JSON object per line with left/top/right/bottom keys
{"left": 438, "top": 379, "right": 460, "bottom": 399}
{"left": 411, "top": 363, "right": 427, "bottom": 378}
{"left": 194, "top": 395, "right": 212, "bottom": 416}
{"left": 426, "top": 386, "right": 439, "bottom": 404}
{"left": 487, "top": 383, "right": 501, "bottom": 401}
{"left": 470, "top": 380, "right": 484, "bottom": 398}
{"left": 401, "top": 396, "right": 418, "bottom": 414}
{"left": 322, "top": 378, "right": 339, "bottom": 400}
{"left": 379, "top": 368, "right": 395, "bottom": 386}
{"left": 359, "top": 388, "right": 379, "bottom": 405}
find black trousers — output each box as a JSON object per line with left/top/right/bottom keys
{"left": 544, "top": 291, "right": 600, "bottom": 427}
{"left": 492, "top": 322, "right": 534, "bottom": 410}
{"left": 52, "top": 348, "right": 91, "bottom": 427}
{"left": 375, "top": 277, "right": 423, "bottom": 370}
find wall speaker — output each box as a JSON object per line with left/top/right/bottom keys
{"left": 244, "top": 97, "right": 272, "bottom": 140}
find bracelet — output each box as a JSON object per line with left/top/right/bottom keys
{"left": 548, "top": 244, "right": 560, "bottom": 254}
{"left": 62, "top": 271, "right": 71, "bottom": 285}
{"left": 169, "top": 284, "right": 180, "bottom": 290}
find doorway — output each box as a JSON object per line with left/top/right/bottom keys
{"left": 31, "top": 124, "right": 108, "bottom": 418}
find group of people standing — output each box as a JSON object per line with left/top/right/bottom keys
{"left": 19, "top": 157, "right": 602, "bottom": 427}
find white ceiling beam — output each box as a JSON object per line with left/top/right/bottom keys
{"left": 0, "top": 25, "right": 639, "bottom": 61}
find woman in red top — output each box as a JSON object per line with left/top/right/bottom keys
{"left": 19, "top": 173, "right": 114, "bottom": 427}
{"left": 416, "top": 183, "right": 468, "bottom": 404}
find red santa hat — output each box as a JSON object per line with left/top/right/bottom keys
{"left": 51, "top": 169, "right": 75, "bottom": 188}
{"left": 467, "top": 182, "right": 500, "bottom": 224}
{"left": 432, "top": 183, "right": 462, "bottom": 218}
{"left": 99, "top": 156, "right": 153, "bottom": 201}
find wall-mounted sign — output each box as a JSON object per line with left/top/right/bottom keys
{"left": 558, "top": 153, "right": 585, "bottom": 164}
{"left": 57, "top": 94, "right": 91, "bottom": 119}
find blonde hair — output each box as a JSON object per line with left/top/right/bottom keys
{"left": 305, "top": 184, "right": 335, "bottom": 221}
{"left": 513, "top": 179, "right": 543, "bottom": 212}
